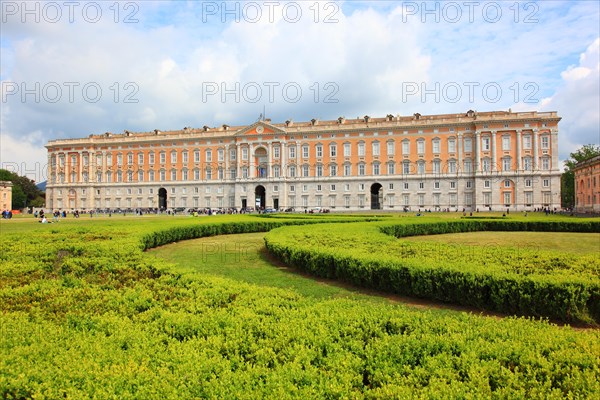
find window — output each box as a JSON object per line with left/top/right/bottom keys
{"left": 138, "top": 153, "right": 144, "bottom": 165}
{"left": 542, "top": 158, "right": 550, "bottom": 170}
{"left": 464, "top": 138, "right": 472, "bottom": 152}
{"left": 403, "top": 162, "right": 411, "bottom": 175}
{"left": 182, "top": 151, "right": 188, "bottom": 163}
{"left": 417, "top": 140, "right": 425, "bottom": 154}
{"left": 417, "top": 161, "right": 425, "bottom": 175}
{"left": 466, "top": 181, "right": 472, "bottom": 189}
{"left": 432, "top": 160, "right": 441, "bottom": 174}
{"left": 504, "top": 192, "right": 511, "bottom": 205}
{"left": 194, "top": 150, "right": 200, "bottom": 163}
{"left": 242, "top": 167, "right": 248, "bottom": 179}
{"left": 450, "top": 181, "right": 456, "bottom": 189}
{"left": 127, "top": 153, "right": 133, "bottom": 165}
{"left": 205, "top": 167, "right": 212, "bottom": 180}
{"left": 273, "top": 165, "right": 280, "bottom": 178}
{"left": 194, "top": 169, "right": 200, "bottom": 180}
{"left": 358, "top": 142, "right": 365, "bottom": 156}
{"left": 543, "top": 179, "right": 549, "bottom": 187}
{"left": 302, "top": 165, "right": 310, "bottom": 177}
{"left": 387, "top": 162, "right": 395, "bottom": 175}
{"left": 171, "top": 151, "right": 177, "bottom": 163}
{"left": 504, "top": 180, "right": 511, "bottom": 188}
{"left": 503, "top": 158, "right": 511, "bottom": 171}
{"left": 525, "top": 179, "right": 532, "bottom": 188}
{"left": 373, "top": 163, "right": 380, "bottom": 175}
{"left": 96, "top": 154, "right": 102, "bottom": 167}
{"left": 432, "top": 139, "right": 440, "bottom": 153}
{"left": 316, "top": 165, "right": 323, "bottom": 177}
{"left": 182, "top": 169, "right": 188, "bottom": 180}
{"left": 482, "top": 159, "right": 490, "bottom": 172}
{"left": 127, "top": 171, "right": 133, "bottom": 182}
{"left": 218, "top": 149, "right": 224, "bottom": 162}
{"left": 403, "top": 194, "right": 409, "bottom": 206}
{"left": 483, "top": 192, "right": 491, "bottom": 205}
{"left": 171, "top": 170, "right": 177, "bottom": 180}
{"left": 242, "top": 147, "right": 248, "bottom": 160}
{"left": 149, "top": 171, "right": 155, "bottom": 181}
{"left": 344, "top": 164, "right": 351, "bottom": 176}
{"left": 159, "top": 152, "right": 166, "bottom": 164}
{"left": 330, "top": 164, "right": 337, "bottom": 176}
{"left": 502, "top": 136, "right": 511, "bottom": 150}
{"left": 464, "top": 159, "right": 472, "bottom": 173}
{"left": 358, "top": 164, "right": 365, "bottom": 176}
{"left": 230, "top": 149, "right": 236, "bottom": 161}
{"left": 372, "top": 141, "right": 380, "bottom": 156}
{"left": 389, "top": 183, "right": 394, "bottom": 190}
{"left": 419, "top": 182, "right": 424, "bottom": 190}
{"left": 273, "top": 146, "right": 280, "bottom": 159}
{"left": 138, "top": 171, "right": 144, "bottom": 182}
{"left": 402, "top": 140, "right": 410, "bottom": 155}
{"left": 434, "top": 181, "right": 440, "bottom": 190}
{"left": 330, "top": 184, "right": 336, "bottom": 191}
{"left": 541, "top": 136, "right": 549, "bottom": 149}
{"left": 484, "top": 180, "right": 490, "bottom": 188}
{"left": 418, "top": 194, "right": 425, "bottom": 207}
{"left": 448, "top": 139, "right": 456, "bottom": 153}
{"left": 403, "top": 182, "right": 409, "bottom": 190}
{"left": 448, "top": 160, "right": 456, "bottom": 174}
{"left": 302, "top": 145, "right": 309, "bottom": 159}
{"left": 289, "top": 165, "right": 296, "bottom": 177}
{"left": 482, "top": 137, "right": 490, "bottom": 151}
{"left": 289, "top": 146, "right": 296, "bottom": 159}
{"left": 230, "top": 168, "right": 236, "bottom": 179}
{"left": 525, "top": 192, "right": 533, "bottom": 205}
{"left": 329, "top": 144, "right": 337, "bottom": 157}
{"left": 206, "top": 149, "right": 212, "bottom": 162}
{"left": 523, "top": 135, "right": 532, "bottom": 149}
{"left": 344, "top": 142, "right": 351, "bottom": 157}
{"left": 387, "top": 141, "right": 395, "bottom": 156}
{"left": 523, "top": 157, "right": 532, "bottom": 171}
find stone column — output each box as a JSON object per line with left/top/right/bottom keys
{"left": 516, "top": 130, "right": 522, "bottom": 171}
{"left": 474, "top": 131, "right": 481, "bottom": 173}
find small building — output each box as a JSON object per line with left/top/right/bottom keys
{"left": 0, "top": 181, "right": 13, "bottom": 211}
{"left": 574, "top": 155, "right": 600, "bottom": 213}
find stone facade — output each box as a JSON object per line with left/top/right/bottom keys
{"left": 45, "top": 110, "right": 562, "bottom": 212}
{"left": 574, "top": 155, "right": 600, "bottom": 213}
{"left": 1, "top": 181, "right": 13, "bottom": 211}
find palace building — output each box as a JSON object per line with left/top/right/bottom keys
{"left": 45, "top": 110, "right": 561, "bottom": 212}
{"left": 574, "top": 155, "right": 600, "bottom": 213}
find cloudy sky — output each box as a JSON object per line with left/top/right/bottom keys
{"left": 1, "top": 0, "right": 598, "bottom": 182}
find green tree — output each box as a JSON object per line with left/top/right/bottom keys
{"left": 561, "top": 144, "right": 600, "bottom": 209}
{"left": 0, "top": 169, "right": 46, "bottom": 210}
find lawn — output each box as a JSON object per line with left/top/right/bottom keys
{"left": 405, "top": 231, "right": 600, "bottom": 255}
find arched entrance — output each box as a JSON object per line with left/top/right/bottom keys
{"left": 370, "top": 183, "right": 383, "bottom": 210}
{"left": 158, "top": 188, "right": 167, "bottom": 209}
{"left": 255, "top": 185, "right": 266, "bottom": 210}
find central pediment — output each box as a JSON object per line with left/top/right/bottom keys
{"left": 235, "top": 121, "right": 286, "bottom": 136}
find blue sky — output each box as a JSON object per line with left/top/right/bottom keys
{"left": 1, "top": 1, "right": 598, "bottom": 182}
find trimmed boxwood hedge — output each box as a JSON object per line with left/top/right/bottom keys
{"left": 265, "top": 219, "right": 600, "bottom": 324}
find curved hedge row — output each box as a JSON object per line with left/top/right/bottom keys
{"left": 140, "top": 216, "right": 382, "bottom": 250}
{"left": 264, "top": 219, "right": 600, "bottom": 324}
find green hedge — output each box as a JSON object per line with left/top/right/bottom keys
{"left": 265, "top": 220, "right": 600, "bottom": 324}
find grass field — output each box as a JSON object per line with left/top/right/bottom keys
{"left": 1, "top": 213, "right": 600, "bottom": 398}
{"left": 405, "top": 231, "right": 600, "bottom": 255}
{"left": 149, "top": 232, "right": 390, "bottom": 302}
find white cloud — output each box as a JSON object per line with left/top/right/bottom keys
{"left": 0, "top": 1, "right": 599, "bottom": 180}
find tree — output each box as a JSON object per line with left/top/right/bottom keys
{"left": 0, "top": 169, "right": 46, "bottom": 210}
{"left": 561, "top": 144, "right": 600, "bottom": 209}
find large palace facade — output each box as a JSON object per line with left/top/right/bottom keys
{"left": 45, "top": 110, "right": 561, "bottom": 212}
